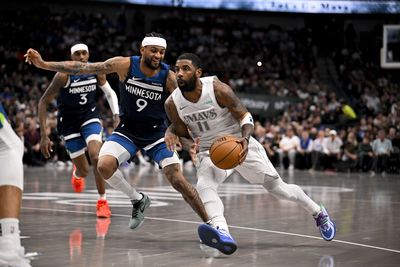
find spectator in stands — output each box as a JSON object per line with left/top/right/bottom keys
{"left": 311, "top": 130, "right": 325, "bottom": 171}
{"left": 356, "top": 136, "right": 373, "bottom": 172}
{"left": 338, "top": 132, "right": 358, "bottom": 172}
{"left": 322, "top": 130, "right": 342, "bottom": 170}
{"left": 23, "top": 117, "right": 44, "bottom": 166}
{"left": 371, "top": 129, "right": 393, "bottom": 174}
{"left": 278, "top": 126, "right": 300, "bottom": 170}
{"left": 296, "top": 130, "right": 312, "bottom": 170}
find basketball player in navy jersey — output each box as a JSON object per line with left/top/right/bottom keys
{"left": 0, "top": 103, "right": 31, "bottom": 266}
{"left": 164, "top": 53, "right": 336, "bottom": 255}
{"left": 38, "top": 43, "right": 119, "bottom": 218}
{"left": 25, "top": 33, "right": 219, "bottom": 240}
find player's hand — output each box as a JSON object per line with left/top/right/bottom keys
{"left": 165, "top": 131, "right": 180, "bottom": 151}
{"left": 237, "top": 137, "right": 249, "bottom": 164}
{"left": 24, "top": 48, "right": 44, "bottom": 68}
{"left": 40, "top": 136, "right": 54, "bottom": 159}
{"left": 189, "top": 138, "right": 200, "bottom": 165}
{"left": 113, "top": 114, "right": 120, "bottom": 129}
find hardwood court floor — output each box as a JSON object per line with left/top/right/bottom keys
{"left": 20, "top": 164, "right": 400, "bottom": 267}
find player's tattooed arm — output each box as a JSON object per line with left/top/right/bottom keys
{"left": 213, "top": 77, "right": 253, "bottom": 162}
{"left": 213, "top": 77, "right": 248, "bottom": 121}
{"left": 25, "top": 48, "right": 125, "bottom": 75}
{"left": 166, "top": 71, "right": 178, "bottom": 94}
{"left": 38, "top": 72, "right": 68, "bottom": 158}
{"left": 38, "top": 72, "right": 67, "bottom": 135}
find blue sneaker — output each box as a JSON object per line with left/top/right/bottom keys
{"left": 314, "top": 205, "right": 336, "bottom": 241}
{"left": 198, "top": 224, "right": 237, "bottom": 255}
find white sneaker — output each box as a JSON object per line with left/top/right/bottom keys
{"left": 0, "top": 236, "right": 31, "bottom": 267}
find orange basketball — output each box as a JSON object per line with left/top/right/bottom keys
{"left": 210, "top": 135, "right": 243, "bottom": 169}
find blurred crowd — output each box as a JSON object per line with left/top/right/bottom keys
{"left": 0, "top": 4, "right": 399, "bottom": 173}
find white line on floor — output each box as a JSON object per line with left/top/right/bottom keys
{"left": 22, "top": 206, "right": 400, "bottom": 254}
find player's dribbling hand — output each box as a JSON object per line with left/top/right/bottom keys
{"left": 40, "top": 137, "right": 54, "bottom": 159}
{"left": 237, "top": 137, "right": 249, "bottom": 164}
{"left": 24, "top": 48, "right": 44, "bottom": 67}
{"left": 189, "top": 138, "right": 200, "bottom": 165}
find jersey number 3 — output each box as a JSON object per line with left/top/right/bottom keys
{"left": 79, "top": 93, "right": 88, "bottom": 105}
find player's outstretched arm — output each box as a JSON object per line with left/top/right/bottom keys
{"left": 25, "top": 48, "right": 127, "bottom": 75}
{"left": 164, "top": 95, "right": 191, "bottom": 151}
{"left": 38, "top": 72, "right": 67, "bottom": 158}
{"left": 213, "top": 77, "right": 253, "bottom": 163}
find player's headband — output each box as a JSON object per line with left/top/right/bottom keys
{"left": 71, "top": 43, "right": 89, "bottom": 55}
{"left": 141, "top": 37, "right": 167, "bottom": 49}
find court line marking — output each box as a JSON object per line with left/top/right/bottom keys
{"left": 22, "top": 206, "right": 400, "bottom": 254}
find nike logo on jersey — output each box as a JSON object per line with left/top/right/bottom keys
{"left": 132, "top": 77, "right": 142, "bottom": 81}
{"left": 91, "top": 107, "right": 96, "bottom": 112}
{"left": 180, "top": 105, "right": 188, "bottom": 110}
{"left": 73, "top": 78, "right": 81, "bottom": 83}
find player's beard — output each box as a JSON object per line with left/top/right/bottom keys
{"left": 143, "top": 55, "right": 161, "bottom": 70}
{"left": 178, "top": 75, "right": 196, "bottom": 92}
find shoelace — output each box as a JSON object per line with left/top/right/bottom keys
{"left": 316, "top": 214, "right": 330, "bottom": 231}
{"left": 132, "top": 201, "right": 143, "bottom": 217}
{"left": 97, "top": 201, "right": 106, "bottom": 209}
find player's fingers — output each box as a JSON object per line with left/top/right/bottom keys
{"left": 239, "top": 148, "right": 248, "bottom": 164}
{"left": 166, "top": 138, "right": 174, "bottom": 151}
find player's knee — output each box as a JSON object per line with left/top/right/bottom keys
{"left": 97, "top": 156, "right": 117, "bottom": 179}
{"left": 197, "top": 176, "right": 219, "bottom": 192}
{"left": 197, "top": 185, "right": 218, "bottom": 203}
{"left": 89, "top": 153, "right": 99, "bottom": 165}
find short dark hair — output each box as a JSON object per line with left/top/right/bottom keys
{"left": 177, "top": 53, "right": 202, "bottom": 69}
{"left": 145, "top": 32, "right": 165, "bottom": 39}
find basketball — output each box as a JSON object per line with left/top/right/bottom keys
{"left": 210, "top": 135, "right": 243, "bottom": 169}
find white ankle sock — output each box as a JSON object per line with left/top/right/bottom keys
{"left": 105, "top": 169, "right": 142, "bottom": 201}
{"left": 0, "top": 218, "right": 21, "bottom": 247}
{"left": 99, "top": 194, "right": 106, "bottom": 200}
{"left": 73, "top": 169, "right": 84, "bottom": 179}
{"left": 211, "top": 216, "right": 229, "bottom": 232}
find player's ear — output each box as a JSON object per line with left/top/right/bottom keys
{"left": 140, "top": 46, "right": 145, "bottom": 55}
{"left": 196, "top": 68, "right": 202, "bottom": 77}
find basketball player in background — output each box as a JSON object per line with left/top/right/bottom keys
{"left": 0, "top": 103, "right": 31, "bottom": 267}
{"left": 38, "top": 43, "right": 119, "bottom": 218}
{"left": 25, "top": 33, "right": 222, "bottom": 243}
{"left": 164, "top": 53, "right": 337, "bottom": 255}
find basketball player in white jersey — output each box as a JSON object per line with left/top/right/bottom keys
{"left": 0, "top": 104, "right": 31, "bottom": 266}
{"left": 164, "top": 53, "right": 337, "bottom": 255}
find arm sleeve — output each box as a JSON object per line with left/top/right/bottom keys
{"left": 99, "top": 81, "right": 119, "bottom": 115}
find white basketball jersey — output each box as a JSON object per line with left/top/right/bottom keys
{"left": 171, "top": 76, "right": 241, "bottom": 151}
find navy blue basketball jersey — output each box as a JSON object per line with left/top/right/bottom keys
{"left": 116, "top": 56, "right": 170, "bottom": 146}
{"left": 57, "top": 73, "right": 98, "bottom": 117}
